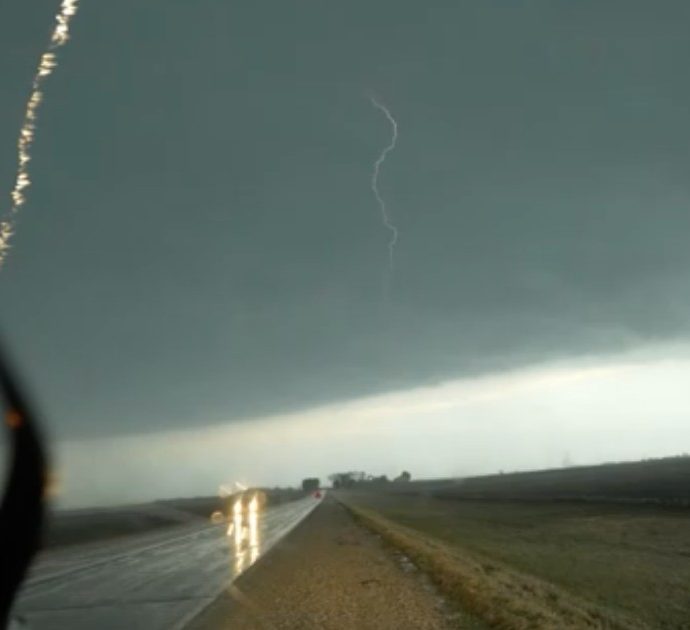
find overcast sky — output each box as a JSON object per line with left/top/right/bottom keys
{"left": 2, "top": 1, "right": 690, "bottom": 505}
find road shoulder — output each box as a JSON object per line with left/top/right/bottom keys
{"left": 187, "top": 496, "right": 480, "bottom": 629}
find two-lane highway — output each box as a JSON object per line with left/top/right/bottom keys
{"left": 13, "top": 494, "right": 322, "bottom": 630}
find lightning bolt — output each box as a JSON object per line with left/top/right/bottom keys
{"left": 370, "top": 97, "right": 399, "bottom": 273}
{"left": 0, "top": 0, "right": 81, "bottom": 269}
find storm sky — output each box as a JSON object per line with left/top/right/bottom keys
{"left": 2, "top": 1, "right": 690, "bottom": 505}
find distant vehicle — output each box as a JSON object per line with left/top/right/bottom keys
{"left": 302, "top": 478, "right": 320, "bottom": 493}
{"left": 313, "top": 491, "right": 322, "bottom": 499}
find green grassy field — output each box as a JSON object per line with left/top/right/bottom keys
{"left": 340, "top": 492, "right": 690, "bottom": 629}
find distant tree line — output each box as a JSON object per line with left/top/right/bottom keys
{"left": 328, "top": 470, "right": 411, "bottom": 489}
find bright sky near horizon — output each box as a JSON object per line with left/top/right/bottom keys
{"left": 53, "top": 345, "right": 690, "bottom": 507}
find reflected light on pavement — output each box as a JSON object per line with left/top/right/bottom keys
{"left": 227, "top": 493, "right": 262, "bottom": 577}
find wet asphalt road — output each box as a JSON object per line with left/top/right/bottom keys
{"left": 13, "top": 495, "right": 322, "bottom": 630}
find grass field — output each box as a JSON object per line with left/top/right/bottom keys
{"left": 433, "top": 456, "right": 690, "bottom": 504}
{"left": 340, "top": 491, "right": 690, "bottom": 629}
{"left": 378, "top": 456, "right": 690, "bottom": 505}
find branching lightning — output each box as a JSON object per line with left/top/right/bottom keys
{"left": 0, "top": 0, "right": 81, "bottom": 268}
{"left": 370, "top": 97, "right": 399, "bottom": 272}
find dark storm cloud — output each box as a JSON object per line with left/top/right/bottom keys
{"left": 1, "top": 0, "right": 690, "bottom": 437}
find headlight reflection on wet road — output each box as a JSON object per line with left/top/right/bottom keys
{"left": 225, "top": 493, "right": 261, "bottom": 576}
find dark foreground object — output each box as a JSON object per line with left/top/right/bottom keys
{"left": 189, "top": 496, "right": 475, "bottom": 629}
{"left": 0, "top": 348, "right": 47, "bottom": 628}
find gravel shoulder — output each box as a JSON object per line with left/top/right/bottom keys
{"left": 188, "top": 495, "right": 481, "bottom": 629}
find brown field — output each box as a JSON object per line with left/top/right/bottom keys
{"left": 376, "top": 456, "right": 690, "bottom": 504}
{"left": 339, "top": 491, "right": 690, "bottom": 629}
